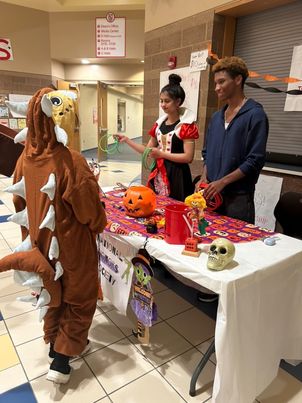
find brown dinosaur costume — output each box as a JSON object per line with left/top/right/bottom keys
{"left": 0, "top": 88, "right": 106, "bottom": 379}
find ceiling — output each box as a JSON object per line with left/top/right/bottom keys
{"left": 1, "top": 0, "right": 145, "bottom": 12}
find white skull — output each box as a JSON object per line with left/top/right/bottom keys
{"left": 207, "top": 238, "right": 235, "bottom": 271}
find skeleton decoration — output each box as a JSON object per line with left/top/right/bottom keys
{"left": 207, "top": 238, "right": 235, "bottom": 271}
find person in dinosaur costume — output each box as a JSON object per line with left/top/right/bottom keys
{"left": 0, "top": 87, "right": 107, "bottom": 384}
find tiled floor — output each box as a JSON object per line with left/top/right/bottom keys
{"left": 1, "top": 160, "right": 302, "bottom": 402}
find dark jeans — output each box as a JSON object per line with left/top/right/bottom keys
{"left": 216, "top": 192, "right": 255, "bottom": 224}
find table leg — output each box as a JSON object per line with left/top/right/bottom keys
{"left": 189, "top": 339, "right": 215, "bottom": 397}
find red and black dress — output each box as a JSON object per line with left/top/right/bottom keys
{"left": 147, "top": 108, "right": 199, "bottom": 202}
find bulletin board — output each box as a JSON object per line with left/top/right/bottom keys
{"left": 159, "top": 66, "right": 201, "bottom": 121}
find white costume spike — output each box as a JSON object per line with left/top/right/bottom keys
{"left": 7, "top": 207, "right": 29, "bottom": 229}
{"left": 54, "top": 261, "right": 64, "bottom": 281}
{"left": 39, "top": 306, "right": 49, "bottom": 322}
{"left": 36, "top": 288, "right": 51, "bottom": 309}
{"left": 39, "top": 205, "right": 55, "bottom": 231}
{"left": 14, "top": 270, "right": 35, "bottom": 285}
{"left": 17, "top": 295, "right": 37, "bottom": 304}
{"left": 5, "top": 100, "right": 29, "bottom": 117}
{"left": 4, "top": 177, "right": 26, "bottom": 199}
{"left": 23, "top": 274, "right": 44, "bottom": 288}
{"left": 40, "top": 173, "right": 56, "bottom": 201}
{"left": 54, "top": 125, "right": 68, "bottom": 147}
{"left": 41, "top": 94, "right": 53, "bottom": 117}
{"left": 49, "top": 236, "right": 59, "bottom": 260}
{"left": 14, "top": 127, "right": 28, "bottom": 144}
{"left": 14, "top": 235, "right": 32, "bottom": 253}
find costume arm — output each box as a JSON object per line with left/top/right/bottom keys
{"left": 67, "top": 177, "right": 107, "bottom": 234}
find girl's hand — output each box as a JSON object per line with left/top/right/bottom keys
{"left": 114, "top": 134, "right": 128, "bottom": 143}
{"left": 149, "top": 148, "right": 163, "bottom": 159}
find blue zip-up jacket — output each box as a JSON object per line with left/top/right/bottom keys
{"left": 202, "top": 98, "right": 268, "bottom": 194}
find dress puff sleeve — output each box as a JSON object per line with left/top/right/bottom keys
{"left": 179, "top": 123, "right": 199, "bottom": 140}
{"left": 148, "top": 123, "right": 158, "bottom": 138}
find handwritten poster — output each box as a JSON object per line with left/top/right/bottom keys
{"left": 189, "top": 49, "right": 208, "bottom": 72}
{"left": 254, "top": 174, "right": 283, "bottom": 230}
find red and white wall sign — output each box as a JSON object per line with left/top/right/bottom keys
{"left": 0, "top": 38, "right": 14, "bottom": 61}
{"left": 96, "top": 13, "right": 126, "bottom": 58}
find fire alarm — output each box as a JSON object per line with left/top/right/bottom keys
{"left": 168, "top": 56, "right": 177, "bottom": 69}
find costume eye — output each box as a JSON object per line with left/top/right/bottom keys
{"left": 210, "top": 245, "right": 216, "bottom": 252}
{"left": 219, "top": 247, "right": 227, "bottom": 254}
{"left": 50, "top": 96, "right": 63, "bottom": 106}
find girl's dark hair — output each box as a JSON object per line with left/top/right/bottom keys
{"left": 160, "top": 74, "right": 185, "bottom": 105}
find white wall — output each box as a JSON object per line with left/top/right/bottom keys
{"left": 65, "top": 64, "right": 144, "bottom": 84}
{"left": 51, "top": 60, "right": 65, "bottom": 79}
{"left": 107, "top": 88, "right": 143, "bottom": 143}
{"left": 78, "top": 84, "right": 98, "bottom": 151}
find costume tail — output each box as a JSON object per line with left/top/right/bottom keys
{"left": 0, "top": 247, "right": 61, "bottom": 309}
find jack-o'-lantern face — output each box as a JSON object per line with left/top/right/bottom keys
{"left": 123, "top": 186, "right": 156, "bottom": 218}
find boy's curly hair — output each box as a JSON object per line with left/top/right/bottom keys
{"left": 212, "top": 56, "right": 249, "bottom": 87}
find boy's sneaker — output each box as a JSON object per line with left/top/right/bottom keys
{"left": 46, "top": 353, "right": 71, "bottom": 384}
{"left": 48, "top": 340, "right": 91, "bottom": 364}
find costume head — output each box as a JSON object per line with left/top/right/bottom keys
{"left": 7, "top": 88, "right": 77, "bottom": 153}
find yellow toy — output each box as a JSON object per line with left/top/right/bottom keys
{"left": 184, "top": 192, "right": 208, "bottom": 234}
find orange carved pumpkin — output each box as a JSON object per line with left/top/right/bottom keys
{"left": 123, "top": 186, "right": 156, "bottom": 218}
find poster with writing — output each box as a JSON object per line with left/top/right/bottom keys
{"left": 96, "top": 14, "right": 126, "bottom": 58}
{"left": 9, "top": 118, "right": 18, "bottom": 129}
{"left": 189, "top": 49, "right": 208, "bottom": 72}
{"left": 159, "top": 66, "right": 201, "bottom": 120}
{"left": 98, "top": 233, "right": 135, "bottom": 314}
{"left": 0, "top": 106, "right": 9, "bottom": 118}
{"left": 254, "top": 174, "right": 283, "bottom": 230}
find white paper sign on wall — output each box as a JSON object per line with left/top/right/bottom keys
{"left": 189, "top": 49, "right": 208, "bottom": 72}
{"left": 254, "top": 174, "right": 283, "bottom": 230}
{"left": 0, "top": 38, "right": 14, "bottom": 61}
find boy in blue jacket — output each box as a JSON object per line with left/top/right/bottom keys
{"left": 197, "top": 56, "right": 268, "bottom": 224}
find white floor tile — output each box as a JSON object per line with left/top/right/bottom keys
{"left": 31, "top": 359, "right": 106, "bottom": 402}
{"left": 158, "top": 347, "right": 215, "bottom": 402}
{"left": 87, "top": 312, "right": 125, "bottom": 354}
{"left": 152, "top": 278, "right": 168, "bottom": 294}
{"left": 154, "top": 289, "right": 193, "bottom": 319}
{"left": 85, "top": 338, "right": 154, "bottom": 394}
{"left": 16, "top": 336, "right": 50, "bottom": 380}
{"left": 196, "top": 338, "right": 216, "bottom": 364}
{"left": 0, "top": 290, "right": 36, "bottom": 319}
{"left": 97, "top": 297, "right": 115, "bottom": 313}
{"left": 129, "top": 321, "right": 192, "bottom": 367}
{"left": 0, "top": 364, "right": 27, "bottom": 394}
{"left": 166, "top": 308, "right": 215, "bottom": 346}
{"left": 0, "top": 274, "right": 29, "bottom": 297}
{"left": 5, "top": 309, "right": 44, "bottom": 346}
{"left": 257, "top": 368, "right": 302, "bottom": 403}
{"left": 109, "top": 370, "right": 186, "bottom": 403}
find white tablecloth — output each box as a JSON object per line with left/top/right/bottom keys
{"left": 104, "top": 232, "right": 302, "bottom": 403}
